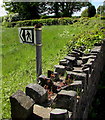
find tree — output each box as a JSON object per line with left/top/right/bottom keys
{"left": 46, "top": 2, "right": 91, "bottom": 17}
{"left": 97, "top": 1, "right": 105, "bottom": 16}
{"left": 81, "top": 8, "right": 88, "bottom": 17}
{"left": 88, "top": 5, "right": 96, "bottom": 17}
{"left": 3, "top": 2, "right": 92, "bottom": 20}
{"left": 3, "top": 2, "right": 43, "bottom": 20}
{"left": 81, "top": 5, "right": 96, "bottom": 17}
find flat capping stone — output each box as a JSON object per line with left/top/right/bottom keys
{"left": 87, "top": 58, "right": 95, "bottom": 63}
{"left": 54, "top": 65, "right": 65, "bottom": 69}
{"left": 81, "top": 55, "right": 97, "bottom": 60}
{"left": 26, "top": 83, "right": 48, "bottom": 105}
{"left": 91, "top": 46, "right": 101, "bottom": 53}
{"left": 59, "top": 59, "right": 67, "bottom": 62}
{"left": 84, "top": 53, "right": 98, "bottom": 56}
{"left": 26, "top": 83, "right": 47, "bottom": 96}
{"left": 66, "top": 71, "right": 86, "bottom": 78}
{"left": 70, "top": 81, "right": 82, "bottom": 86}
{"left": 38, "top": 74, "right": 47, "bottom": 79}
{"left": 64, "top": 56, "right": 76, "bottom": 61}
{"left": 50, "top": 108, "right": 68, "bottom": 114}
{"left": 33, "top": 104, "right": 52, "bottom": 118}
{"left": 59, "top": 59, "right": 69, "bottom": 66}
{"left": 71, "top": 51, "right": 81, "bottom": 55}
{"left": 10, "top": 90, "right": 35, "bottom": 110}
{"left": 73, "top": 67, "right": 83, "bottom": 73}
{"left": 83, "top": 67, "right": 90, "bottom": 74}
{"left": 73, "top": 49, "right": 84, "bottom": 54}
{"left": 50, "top": 108, "right": 70, "bottom": 120}
{"left": 58, "top": 90, "right": 77, "bottom": 97}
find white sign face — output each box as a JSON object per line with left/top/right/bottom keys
{"left": 18, "top": 27, "right": 36, "bottom": 44}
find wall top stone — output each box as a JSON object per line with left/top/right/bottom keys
{"left": 26, "top": 83, "right": 47, "bottom": 96}
{"left": 91, "top": 46, "right": 101, "bottom": 53}
{"left": 10, "top": 90, "right": 35, "bottom": 110}
{"left": 66, "top": 71, "right": 86, "bottom": 78}
{"left": 33, "top": 104, "right": 52, "bottom": 118}
{"left": 50, "top": 108, "right": 68, "bottom": 114}
{"left": 70, "top": 81, "right": 82, "bottom": 86}
{"left": 58, "top": 90, "right": 77, "bottom": 97}
{"left": 65, "top": 56, "right": 76, "bottom": 61}
{"left": 54, "top": 65, "right": 65, "bottom": 69}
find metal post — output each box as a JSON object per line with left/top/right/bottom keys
{"left": 35, "top": 24, "right": 42, "bottom": 78}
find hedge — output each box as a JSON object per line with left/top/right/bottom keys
{"left": 101, "top": 16, "right": 105, "bottom": 20}
{"left": 2, "top": 17, "right": 79, "bottom": 27}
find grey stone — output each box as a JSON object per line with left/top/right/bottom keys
{"left": 52, "top": 72, "right": 60, "bottom": 82}
{"left": 53, "top": 90, "right": 77, "bottom": 112}
{"left": 87, "top": 58, "right": 95, "bottom": 64}
{"left": 81, "top": 55, "right": 96, "bottom": 59}
{"left": 66, "top": 71, "right": 86, "bottom": 88}
{"left": 72, "top": 49, "right": 84, "bottom": 56}
{"left": 84, "top": 53, "right": 98, "bottom": 56}
{"left": 58, "top": 90, "right": 77, "bottom": 96}
{"left": 33, "top": 104, "right": 52, "bottom": 119}
{"left": 68, "top": 51, "right": 80, "bottom": 58}
{"left": 83, "top": 67, "right": 90, "bottom": 74}
{"left": 37, "top": 75, "right": 47, "bottom": 87}
{"left": 26, "top": 83, "right": 48, "bottom": 104}
{"left": 83, "top": 64, "right": 92, "bottom": 75}
{"left": 80, "top": 55, "right": 96, "bottom": 64}
{"left": 71, "top": 51, "right": 81, "bottom": 56}
{"left": 62, "top": 81, "right": 82, "bottom": 95}
{"left": 84, "top": 62, "right": 92, "bottom": 71}
{"left": 10, "top": 90, "right": 35, "bottom": 120}
{"left": 91, "top": 46, "right": 101, "bottom": 53}
{"left": 64, "top": 56, "right": 76, "bottom": 61}
{"left": 54, "top": 65, "right": 66, "bottom": 76}
{"left": 65, "top": 66, "right": 74, "bottom": 71}
{"left": 76, "top": 60, "right": 83, "bottom": 66}
{"left": 73, "top": 67, "right": 83, "bottom": 73}
{"left": 69, "top": 81, "right": 82, "bottom": 95}
{"left": 66, "top": 71, "right": 86, "bottom": 80}
{"left": 59, "top": 59, "right": 69, "bottom": 66}
{"left": 71, "top": 81, "right": 82, "bottom": 86}
{"left": 50, "top": 108, "right": 69, "bottom": 120}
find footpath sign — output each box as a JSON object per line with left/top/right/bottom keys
{"left": 18, "top": 27, "right": 36, "bottom": 44}
{"left": 18, "top": 26, "right": 42, "bottom": 78}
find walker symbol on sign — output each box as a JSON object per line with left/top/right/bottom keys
{"left": 19, "top": 27, "right": 36, "bottom": 44}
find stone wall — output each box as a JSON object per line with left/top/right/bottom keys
{"left": 10, "top": 42, "right": 105, "bottom": 120}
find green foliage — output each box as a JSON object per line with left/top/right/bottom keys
{"left": 88, "top": 5, "right": 96, "bottom": 17}
{"left": 3, "top": 13, "right": 21, "bottom": 22}
{"left": 81, "top": 8, "right": 89, "bottom": 17}
{"left": 3, "top": 2, "right": 91, "bottom": 20}
{"left": 97, "top": 1, "right": 105, "bottom": 16}
{"left": 66, "top": 17, "right": 105, "bottom": 53}
{"left": 81, "top": 5, "right": 96, "bottom": 17}
{"left": 0, "top": 17, "right": 2, "bottom": 23}
{"left": 2, "top": 17, "right": 76, "bottom": 27}
{"left": 3, "top": 2, "right": 40, "bottom": 20}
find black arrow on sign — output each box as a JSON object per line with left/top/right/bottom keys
{"left": 20, "top": 29, "right": 26, "bottom": 42}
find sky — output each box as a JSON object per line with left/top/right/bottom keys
{"left": 0, "top": 0, "right": 105, "bottom": 17}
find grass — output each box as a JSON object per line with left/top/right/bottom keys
{"left": 1, "top": 17, "right": 105, "bottom": 118}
